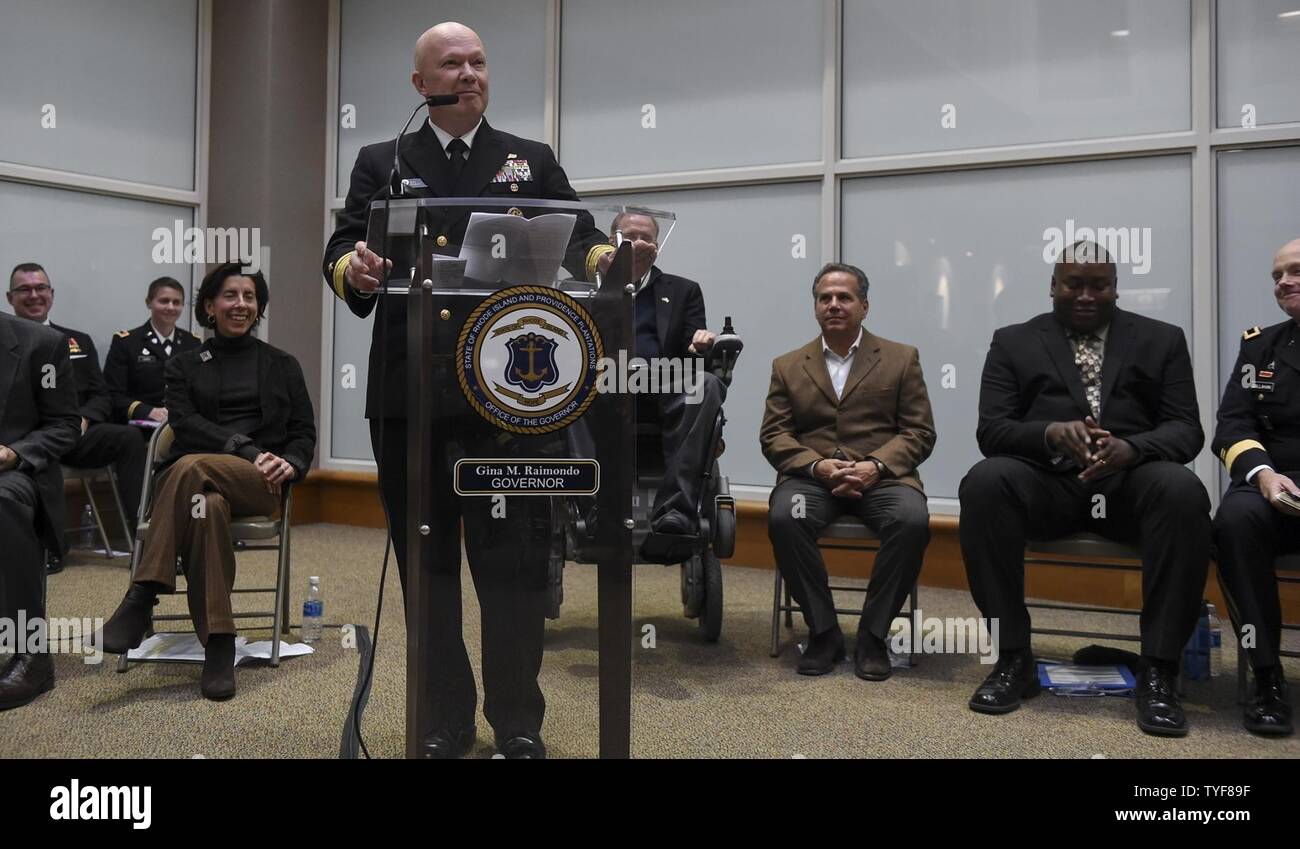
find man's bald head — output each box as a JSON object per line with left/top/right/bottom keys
{"left": 1275, "top": 238, "right": 1300, "bottom": 267}
{"left": 411, "top": 21, "right": 489, "bottom": 136}
{"left": 1272, "top": 237, "right": 1300, "bottom": 321}
{"left": 413, "top": 22, "right": 482, "bottom": 69}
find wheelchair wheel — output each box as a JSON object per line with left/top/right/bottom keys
{"left": 713, "top": 502, "right": 736, "bottom": 559}
{"left": 546, "top": 550, "right": 564, "bottom": 620}
{"left": 681, "top": 555, "right": 704, "bottom": 619}
{"left": 699, "top": 551, "right": 723, "bottom": 642}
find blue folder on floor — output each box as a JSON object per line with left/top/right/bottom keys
{"left": 1038, "top": 662, "right": 1136, "bottom": 693}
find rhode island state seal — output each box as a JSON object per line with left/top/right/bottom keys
{"left": 456, "top": 286, "right": 604, "bottom": 434}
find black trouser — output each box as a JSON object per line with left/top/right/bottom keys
{"left": 768, "top": 478, "right": 930, "bottom": 641}
{"left": 371, "top": 416, "right": 549, "bottom": 739}
{"left": 1213, "top": 474, "right": 1300, "bottom": 671}
{"left": 648, "top": 372, "right": 726, "bottom": 526}
{"left": 958, "top": 457, "right": 1211, "bottom": 662}
{"left": 0, "top": 470, "right": 45, "bottom": 624}
{"left": 62, "top": 422, "right": 147, "bottom": 550}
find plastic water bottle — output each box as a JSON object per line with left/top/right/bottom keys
{"left": 1207, "top": 603, "right": 1222, "bottom": 678}
{"left": 302, "top": 577, "right": 323, "bottom": 644}
{"left": 80, "top": 504, "right": 95, "bottom": 548}
{"left": 1182, "top": 603, "right": 1211, "bottom": 681}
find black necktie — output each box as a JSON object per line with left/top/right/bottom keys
{"left": 445, "top": 138, "right": 468, "bottom": 184}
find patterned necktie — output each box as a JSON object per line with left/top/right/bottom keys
{"left": 1070, "top": 332, "right": 1103, "bottom": 420}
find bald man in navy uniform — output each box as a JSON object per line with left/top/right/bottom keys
{"left": 322, "top": 22, "right": 627, "bottom": 760}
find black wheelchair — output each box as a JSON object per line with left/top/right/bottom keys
{"left": 547, "top": 318, "right": 743, "bottom": 642}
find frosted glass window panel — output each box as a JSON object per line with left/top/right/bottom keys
{"left": 1216, "top": 147, "right": 1300, "bottom": 394}
{"left": 568, "top": 183, "right": 822, "bottom": 490}
{"left": 841, "top": 0, "right": 1191, "bottom": 158}
{"left": 1216, "top": 1, "right": 1300, "bottom": 128}
{"left": 336, "top": 0, "right": 548, "bottom": 198}
{"left": 841, "top": 155, "right": 1193, "bottom": 502}
{"left": 0, "top": 0, "right": 198, "bottom": 190}
{"left": 331, "top": 292, "right": 375, "bottom": 462}
{"left": 560, "top": 0, "right": 824, "bottom": 179}
{"left": 0, "top": 181, "right": 195, "bottom": 363}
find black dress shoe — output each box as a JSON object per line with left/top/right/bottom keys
{"left": 639, "top": 512, "right": 698, "bottom": 564}
{"left": 0, "top": 652, "right": 55, "bottom": 710}
{"left": 968, "top": 649, "right": 1039, "bottom": 714}
{"left": 797, "top": 627, "right": 845, "bottom": 675}
{"left": 854, "top": 631, "right": 892, "bottom": 681}
{"left": 496, "top": 733, "right": 546, "bottom": 759}
{"left": 1244, "top": 666, "right": 1293, "bottom": 736}
{"left": 46, "top": 555, "right": 63, "bottom": 575}
{"left": 1135, "top": 660, "right": 1187, "bottom": 737}
{"left": 101, "top": 583, "right": 158, "bottom": 655}
{"left": 423, "top": 725, "right": 476, "bottom": 759}
{"left": 200, "top": 634, "right": 237, "bottom": 701}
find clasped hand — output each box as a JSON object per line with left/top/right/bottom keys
{"left": 1046, "top": 416, "right": 1137, "bottom": 483}
{"left": 813, "top": 458, "right": 880, "bottom": 498}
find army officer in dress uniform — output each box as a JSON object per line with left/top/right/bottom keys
{"left": 1211, "top": 236, "right": 1300, "bottom": 737}
{"left": 104, "top": 276, "right": 201, "bottom": 426}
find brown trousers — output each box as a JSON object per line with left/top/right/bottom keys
{"left": 134, "top": 454, "right": 278, "bottom": 643}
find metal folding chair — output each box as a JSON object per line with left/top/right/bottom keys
{"left": 770, "top": 516, "right": 920, "bottom": 662}
{"left": 1234, "top": 553, "right": 1300, "bottom": 703}
{"left": 62, "top": 464, "right": 133, "bottom": 558}
{"left": 1023, "top": 532, "right": 1146, "bottom": 647}
{"left": 116, "top": 425, "right": 295, "bottom": 672}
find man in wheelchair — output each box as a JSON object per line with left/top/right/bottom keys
{"left": 600, "top": 212, "right": 735, "bottom": 564}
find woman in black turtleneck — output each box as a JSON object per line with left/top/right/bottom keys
{"left": 101, "top": 263, "right": 316, "bottom": 701}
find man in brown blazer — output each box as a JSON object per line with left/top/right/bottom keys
{"left": 760, "top": 262, "right": 936, "bottom": 679}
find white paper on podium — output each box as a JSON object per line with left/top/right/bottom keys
{"left": 459, "top": 212, "right": 576, "bottom": 285}
{"left": 126, "top": 633, "right": 314, "bottom": 665}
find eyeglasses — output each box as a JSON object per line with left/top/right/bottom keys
{"left": 10, "top": 285, "right": 52, "bottom": 297}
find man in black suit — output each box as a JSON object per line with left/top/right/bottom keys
{"left": 959, "top": 240, "right": 1210, "bottom": 737}
{"left": 1210, "top": 236, "right": 1300, "bottom": 737}
{"left": 7, "top": 264, "right": 147, "bottom": 556}
{"left": 322, "top": 22, "right": 620, "bottom": 760}
{"left": 607, "top": 211, "right": 725, "bottom": 557}
{"left": 0, "top": 312, "right": 80, "bottom": 709}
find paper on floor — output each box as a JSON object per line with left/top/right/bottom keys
{"left": 126, "top": 633, "right": 314, "bottom": 665}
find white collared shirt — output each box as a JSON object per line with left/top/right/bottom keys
{"left": 821, "top": 328, "right": 864, "bottom": 400}
{"left": 149, "top": 322, "right": 175, "bottom": 345}
{"left": 427, "top": 117, "right": 483, "bottom": 159}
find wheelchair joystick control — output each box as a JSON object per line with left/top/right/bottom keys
{"left": 709, "top": 316, "right": 744, "bottom": 386}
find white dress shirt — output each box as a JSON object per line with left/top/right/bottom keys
{"left": 428, "top": 117, "right": 483, "bottom": 158}
{"left": 821, "top": 328, "right": 863, "bottom": 400}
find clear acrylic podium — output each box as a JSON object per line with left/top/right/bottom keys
{"left": 364, "top": 197, "right": 676, "bottom": 758}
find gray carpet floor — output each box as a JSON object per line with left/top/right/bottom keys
{"left": 2, "top": 523, "right": 1296, "bottom": 759}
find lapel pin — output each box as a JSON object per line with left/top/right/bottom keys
{"left": 661, "top": 297, "right": 669, "bottom": 303}
{"left": 200, "top": 351, "right": 212, "bottom": 363}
